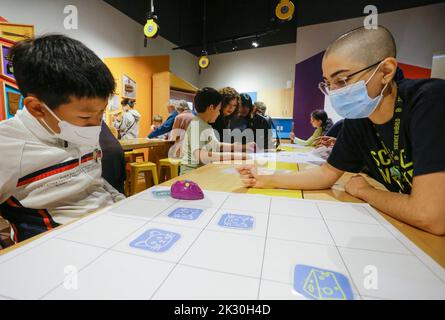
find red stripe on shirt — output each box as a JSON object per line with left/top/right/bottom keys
{"left": 16, "top": 156, "right": 94, "bottom": 187}
{"left": 38, "top": 209, "right": 53, "bottom": 230}
{"left": 6, "top": 198, "right": 20, "bottom": 208}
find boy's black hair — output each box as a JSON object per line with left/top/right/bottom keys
{"left": 9, "top": 34, "right": 115, "bottom": 109}
{"left": 194, "top": 87, "right": 222, "bottom": 113}
{"left": 240, "top": 93, "right": 253, "bottom": 110}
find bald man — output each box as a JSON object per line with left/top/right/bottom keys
{"left": 237, "top": 26, "right": 445, "bottom": 235}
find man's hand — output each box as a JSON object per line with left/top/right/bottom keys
{"left": 236, "top": 165, "right": 271, "bottom": 188}
{"left": 345, "top": 175, "right": 374, "bottom": 199}
{"left": 289, "top": 132, "right": 296, "bottom": 142}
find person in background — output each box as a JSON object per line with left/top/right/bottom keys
{"left": 231, "top": 94, "right": 273, "bottom": 150}
{"left": 289, "top": 109, "right": 333, "bottom": 147}
{"left": 100, "top": 122, "right": 125, "bottom": 193}
{"left": 254, "top": 101, "right": 273, "bottom": 127}
{"left": 149, "top": 115, "right": 167, "bottom": 139}
{"left": 180, "top": 88, "right": 255, "bottom": 175}
{"left": 150, "top": 115, "right": 163, "bottom": 131}
{"left": 169, "top": 100, "right": 194, "bottom": 157}
{"left": 151, "top": 115, "right": 163, "bottom": 131}
{"left": 254, "top": 101, "right": 282, "bottom": 148}
{"left": 211, "top": 87, "right": 239, "bottom": 142}
{"left": 148, "top": 100, "right": 178, "bottom": 139}
{"left": 113, "top": 99, "right": 140, "bottom": 140}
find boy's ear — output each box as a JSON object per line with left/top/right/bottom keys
{"left": 24, "top": 96, "right": 46, "bottom": 118}
{"left": 382, "top": 57, "right": 398, "bottom": 85}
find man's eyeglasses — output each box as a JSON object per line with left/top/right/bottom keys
{"left": 319, "top": 60, "right": 383, "bottom": 95}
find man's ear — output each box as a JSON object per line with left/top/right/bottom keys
{"left": 24, "top": 96, "right": 46, "bottom": 118}
{"left": 381, "top": 57, "right": 398, "bottom": 85}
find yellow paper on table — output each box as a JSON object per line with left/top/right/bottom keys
{"left": 248, "top": 162, "right": 302, "bottom": 198}
{"left": 247, "top": 188, "right": 303, "bottom": 199}
{"left": 277, "top": 146, "right": 297, "bottom": 152}
{"left": 266, "top": 162, "right": 299, "bottom": 171}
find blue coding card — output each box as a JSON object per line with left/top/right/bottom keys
{"left": 218, "top": 213, "right": 254, "bottom": 230}
{"left": 168, "top": 207, "right": 203, "bottom": 221}
{"left": 293, "top": 264, "right": 354, "bottom": 300}
{"left": 130, "top": 229, "right": 180, "bottom": 253}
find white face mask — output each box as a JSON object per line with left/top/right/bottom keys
{"left": 41, "top": 104, "right": 102, "bottom": 147}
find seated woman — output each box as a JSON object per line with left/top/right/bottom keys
{"left": 289, "top": 109, "right": 333, "bottom": 146}
{"left": 211, "top": 87, "right": 239, "bottom": 143}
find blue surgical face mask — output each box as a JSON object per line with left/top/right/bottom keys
{"left": 328, "top": 63, "right": 389, "bottom": 119}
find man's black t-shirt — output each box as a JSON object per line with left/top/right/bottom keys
{"left": 328, "top": 78, "right": 445, "bottom": 194}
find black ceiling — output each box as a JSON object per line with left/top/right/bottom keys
{"left": 104, "top": 0, "right": 444, "bottom": 56}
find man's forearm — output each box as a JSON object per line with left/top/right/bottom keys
{"left": 265, "top": 164, "right": 342, "bottom": 190}
{"left": 356, "top": 187, "right": 438, "bottom": 234}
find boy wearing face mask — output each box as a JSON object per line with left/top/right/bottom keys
{"left": 237, "top": 26, "right": 445, "bottom": 235}
{"left": 0, "top": 35, "right": 125, "bottom": 242}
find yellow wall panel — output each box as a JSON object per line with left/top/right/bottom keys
{"left": 152, "top": 71, "right": 170, "bottom": 122}
{"left": 257, "top": 88, "right": 294, "bottom": 118}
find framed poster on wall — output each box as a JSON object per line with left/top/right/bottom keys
{"left": 0, "top": 22, "right": 34, "bottom": 43}
{"left": 122, "top": 74, "right": 136, "bottom": 100}
{"left": 1, "top": 43, "right": 15, "bottom": 82}
{"left": 2, "top": 82, "right": 24, "bottom": 119}
{"left": 107, "top": 94, "right": 120, "bottom": 112}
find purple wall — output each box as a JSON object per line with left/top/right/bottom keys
{"left": 293, "top": 51, "right": 325, "bottom": 139}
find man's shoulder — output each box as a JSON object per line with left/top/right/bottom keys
{"left": 398, "top": 78, "right": 445, "bottom": 103}
{"left": 340, "top": 118, "right": 371, "bottom": 135}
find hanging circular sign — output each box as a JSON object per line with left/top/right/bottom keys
{"left": 275, "top": 0, "right": 295, "bottom": 22}
{"left": 198, "top": 55, "right": 210, "bottom": 69}
{"left": 144, "top": 18, "right": 160, "bottom": 38}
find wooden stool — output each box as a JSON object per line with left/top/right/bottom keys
{"left": 158, "top": 158, "right": 182, "bottom": 183}
{"left": 124, "top": 151, "right": 145, "bottom": 163}
{"left": 124, "top": 151, "right": 133, "bottom": 163}
{"left": 128, "top": 162, "right": 159, "bottom": 195}
{"left": 132, "top": 151, "right": 145, "bottom": 162}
